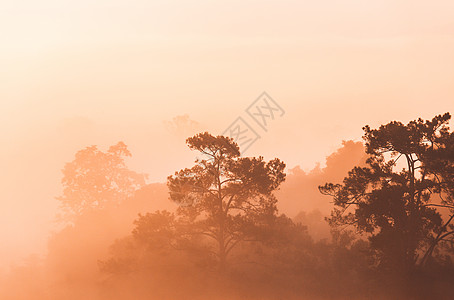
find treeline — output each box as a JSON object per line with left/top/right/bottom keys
{"left": 2, "top": 113, "right": 454, "bottom": 300}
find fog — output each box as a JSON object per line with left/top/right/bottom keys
{"left": 0, "top": 139, "right": 375, "bottom": 299}
{"left": 1, "top": 1, "right": 454, "bottom": 299}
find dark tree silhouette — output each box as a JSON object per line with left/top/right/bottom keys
{"left": 57, "top": 142, "right": 146, "bottom": 220}
{"left": 167, "top": 132, "right": 286, "bottom": 271}
{"left": 320, "top": 113, "right": 453, "bottom": 270}
{"left": 418, "top": 120, "right": 454, "bottom": 265}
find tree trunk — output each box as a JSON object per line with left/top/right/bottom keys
{"left": 218, "top": 214, "right": 227, "bottom": 273}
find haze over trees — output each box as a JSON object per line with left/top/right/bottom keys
{"left": 57, "top": 142, "right": 147, "bottom": 221}
{"left": 320, "top": 113, "right": 454, "bottom": 272}
{"left": 1, "top": 113, "right": 454, "bottom": 300}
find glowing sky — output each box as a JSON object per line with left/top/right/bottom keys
{"left": 1, "top": 0, "right": 453, "bottom": 269}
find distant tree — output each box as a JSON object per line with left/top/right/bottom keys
{"left": 132, "top": 210, "right": 177, "bottom": 251}
{"left": 129, "top": 210, "right": 217, "bottom": 268}
{"left": 57, "top": 142, "right": 146, "bottom": 221}
{"left": 167, "top": 132, "right": 286, "bottom": 271}
{"left": 99, "top": 210, "right": 189, "bottom": 276}
{"left": 164, "top": 114, "right": 201, "bottom": 138}
{"left": 320, "top": 113, "right": 453, "bottom": 270}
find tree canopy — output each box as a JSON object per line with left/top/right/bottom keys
{"left": 167, "top": 132, "right": 286, "bottom": 271}
{"left": 57, "top": 142, "right": 146, "bottom": 220}
{"left": 320, "top": 113, "right": 453, "bottom": 270}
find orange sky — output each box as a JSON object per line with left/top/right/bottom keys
{"left": 1, "top": 0, "right": 453, "bottom": 269}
